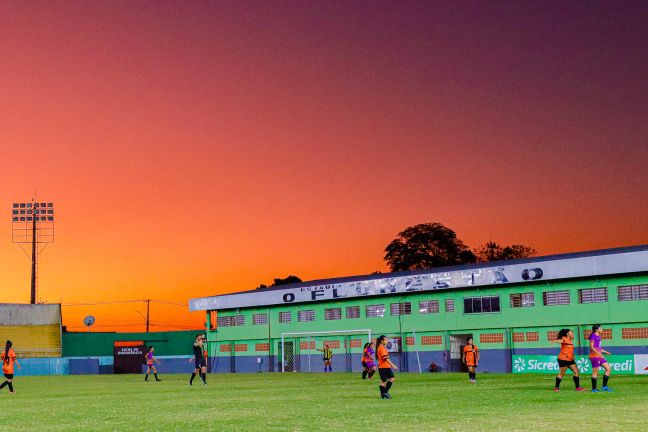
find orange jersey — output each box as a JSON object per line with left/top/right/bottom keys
{"left": 557, "top": 337, "right": 575, "bottom": 361}
{"left": 362, "top": 348, "right": 372, "bottom": 363}
{"left": 1, "top": 349, "right": 17, "bottom": 374}
{"left": 377, "top": 345, "right": 390, "bottom": 368}
{"left": 464, "top": 345, "right": 479, "bottom": 365}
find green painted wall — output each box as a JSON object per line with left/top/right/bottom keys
{"left": 207, "top": 274, "right": 648, "bottom": 354}
{"left": 62, "top": 330, "right": 202, "bottom": 357}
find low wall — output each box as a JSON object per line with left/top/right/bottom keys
{"left": 14, "top": 355, "right": 193, "bottom": 376}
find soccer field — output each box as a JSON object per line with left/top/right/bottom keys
{"left": 1, "top": 373, "right": 646, "bottom": 431}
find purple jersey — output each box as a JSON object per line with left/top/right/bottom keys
{"left": 589, "top": 333, "right": 603, "bottom": 357}
{"left": 366, "top": 347, "right": 376, "bottom": 367}
{"left": 146, "top": 352, "right": 154, "bottom": 363}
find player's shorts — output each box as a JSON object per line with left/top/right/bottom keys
{"left": 378, "top": 368, "right": 395, "bottom": 381}
{"left": 323, "top": 358, "right": 331, "bottom": 362}
{"left": 195, "top": 358, "right": 206, "bottom": 369}
{"left": 4, "top": 373, "right": 13, "bottom": 379}
{"left": 589, "top": 357, "right": 607, "bottom": 368}
{"left": 557, "top": 359, "right": 576, "bottom": 367}
{"left": 146, "top": 363, "right": 154, "bottom": 368}
{"left": 362, "top": 361, "right": 367, "bottom": 368}
{"left": 365, "top": 361, "right": 376, "bottom": 368}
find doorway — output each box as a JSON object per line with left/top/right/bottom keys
{"left": 449, "top": 334, "right": 473, "bottom": 372}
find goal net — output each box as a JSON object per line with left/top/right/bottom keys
{"left": 280, "top": 329, "right": 372, "bottom": 373}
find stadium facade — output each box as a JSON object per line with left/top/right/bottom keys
{"left": 190, "top": 246, "right": 648, "bottom": 374}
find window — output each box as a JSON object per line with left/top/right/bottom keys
{"left": 298, "top": 310, "right": 315, "bottom": 322}
{"left": 578, "top": 288, "right": 608, "bottom": 304}
{"left": 366, "top": 304, "right": 385, "bottom": 318}
{"left": 445, "top": 299, "right": 455, "bottom": 312}
{"left": 510, "top": 292, "right": 535, "bottom": 308}
{"left": 324, "top": 308, "right": 341, "bottom": 320}
{"left": 543, "top": 290, "right": 570, "bottom": 306}
{"left": 419, "top": 300, "right": 439, "bottom": 314}
{"left": 346, "top": 306, "right": 360, "bottom": 319}
{"left": 464, "top": 296, "right": 500, "bottom": 314}
{"left": 255, "top": 343, "right": 269, "bottom": 352}
{"left": 618, "top": 284, "right": 648, "bottom": 301}
{"left": 390, "top": 302, "right": 411, "bottom": 316}
{"left": 217, "top": 315, "right": 245, "bottom": 327}
{"left": 253, "top": 313, "right": 268, "bottom": 325}
{"left": 279, "top": 311, "right": 292, "bottom": 323}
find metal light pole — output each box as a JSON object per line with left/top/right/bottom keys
{"left": 11, "top": 200, "right": 55, "bottom": 304}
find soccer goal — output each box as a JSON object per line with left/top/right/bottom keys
{"left": 280, "top": 329, "right": 372, "bottom": 373}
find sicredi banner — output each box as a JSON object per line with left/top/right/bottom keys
{"left": 512, "top": 355, "right": 635, "bottom": 374}
{"left": 633, "top": 354, "right": 648, "bottom": 374}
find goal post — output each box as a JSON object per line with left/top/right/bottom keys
{"left": 281, "top": 329, "right": 372, "bottom": 373}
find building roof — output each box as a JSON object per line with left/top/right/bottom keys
{"left": 190, "top": 244, "right": 648, "bottom": 311}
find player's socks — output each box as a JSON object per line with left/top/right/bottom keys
{"left": 201, "top": 372, "right": 207, "bottom": 384}
{"left": 362, "top": 370, "right": 367, "bottom": 379}
{"left": 7, "top": 382, "right": 13, "bottom": 392}
{"left": 145, "top": 374, "right": 149, "bottom": 381}
{"left": 554, "top": 376, "right": 561, "bottom": 388}
{"left": 591, "top": 377, "right": 597, "bottom": 390}
{"left": 385, "top": 381, "right": 393, "bottom": 393}
{"left": 603, "top": 375, "right": 609, "bottom": 388}
{"left": 573, "top": 376, "right": 580, "bottom": 388}
{"left": 379, "top": 384, "right": 386, "bottom": 396}
{"left": 154, "top": 373, "right": 160, "bottom": 381}
{"left": 190, "top": 373, "right": 196, "bottom": 385}
{"left": 0, "top": 381, "right": 7, "bottom": 390}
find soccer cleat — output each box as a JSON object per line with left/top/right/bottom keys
{"left": 592, "top": 389, "right": 601, "bottom": 393}
{"left": 383, "top": 393, "right": 392, "bottom": 399}
{"left": 470, "top": 379, "right": 476, "bottom": 383}
{"left": 575, "top": 387, "right": 585, "bottom": 391}
{"left": 553, "top": 387, "right": 560, "bottom": 392}
{"left": 156, "top": 379, "right": 162, "bottom": 382}
{"left": 601, "top": 386, "right": 613, "bottom": 392}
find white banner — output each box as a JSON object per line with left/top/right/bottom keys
{"left": 190, "top": 246, "right": 648, "bottom": 311}
{"left": 634, "top": 354, "right": 648, "bottom": 374}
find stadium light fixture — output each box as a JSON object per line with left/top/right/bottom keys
{"left": 11, "top": 199, "right": 55, "bottom": 304}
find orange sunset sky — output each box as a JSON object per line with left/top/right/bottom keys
{"left": 1, "top": 2, "right": 647, "bottom": 332}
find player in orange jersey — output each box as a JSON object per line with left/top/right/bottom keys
{"left": 0, "top": 340, "right": 21, "bottom": 394}
{"left": 549, "top": 329, "right": 584, "bottom": 391}
{"left": 462, "top": 337, "right": 479, "bottom": 383}
{"left": 376, "top": 335, "right": 397, "bottom": 399}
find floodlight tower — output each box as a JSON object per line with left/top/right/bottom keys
{"left": 11, "top": 200, "right": 55, "bottom": 304}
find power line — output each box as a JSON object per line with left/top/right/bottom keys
{"left": 62, "top": 299, "right": 188, "bottom": 307}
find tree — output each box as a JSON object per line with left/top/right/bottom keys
{"left": 256, "top": 275, "right": 302, "bottom": 289}
{"left": 474, "top": 241, "right": 537, "bottom": 262}
{"left": 384, "top": 222, "right": 476, "bottom": 272}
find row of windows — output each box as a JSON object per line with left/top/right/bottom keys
{"left": 218, "top": 327, "right": 648, "bottom": 352}
{"left": 216, "top": 284, "right": 648, "bottom": 325}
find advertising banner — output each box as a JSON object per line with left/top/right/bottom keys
{"left": 512, "top": 355, "right": 635, "bottom": 374}
{"left": 633, "top": 354, "right": 648, "bottom": 374}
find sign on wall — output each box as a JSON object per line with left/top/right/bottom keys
{"left": 634, "top": 354, "right": 648, "bottom": 374}
{"left": 190, "top": 247, "right": 648, "bottom": 311}
{"left": 512, "top": 355, "right": 635, "bottom": 374}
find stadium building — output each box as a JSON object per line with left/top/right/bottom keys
{"left": 190, "top": 245, "right": 648, "bottom": 374}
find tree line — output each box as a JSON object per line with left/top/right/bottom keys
{"left": 257, "top": 221, "right": 536, "bottom": 289}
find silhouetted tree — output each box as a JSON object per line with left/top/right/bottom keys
{"left": 272, "top": 275, "right": 302, "bottom": 286}
{"left": 384, "top": 222, "right": 476, "bottom": 271}
{"left": 256, "top": 275, "right": 303, "bottom": 289}
{"left": 474, "top": 242, "right": 537, "bottom": 262}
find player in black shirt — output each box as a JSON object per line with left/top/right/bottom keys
{"left": 188, "top": 334, "right": 207, "bottom": 385}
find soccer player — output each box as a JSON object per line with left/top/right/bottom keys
{"left": 462, "top": 337, "right": 479, "bottom": 383}
{"left": 376, "top": 335, "right": 397, "bottom": 399}
{"left": 0, "top": 340, "right": 21, "bottom": 394}
{"left": 549, "top": 329, "right": 584, "bottom": 391}
{"left": 361, "top": 342, "right": 369, "bottom": 379}
{"left": 589, "top": 324, "right": 612, "bottom": 392}
{"left": 144, "top": 345, "right": 162, "bottom": 382}
{"left": 188, "top": 334, "right": 207, "bottom": 386}
{"left": 362, "top": 342, "right": 377, "bottom": 379}
{"left": 315, "top": 344, "right": 333, "bottom": 372}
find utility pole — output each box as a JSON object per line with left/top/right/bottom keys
{"left": 146, "top": 299, "right": 150, "bottom": 333}
{"left": 30, "top": 214, "right": 37, "bottom": 304}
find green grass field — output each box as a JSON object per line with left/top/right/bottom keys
{"left": 0, "top": 373, "right": 646, "bottom": 431}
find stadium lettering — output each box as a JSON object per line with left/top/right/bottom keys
{"left": 311, "top": 290, "right": 324, "bottom": 301}
{"left": 283, "top": 293, "right": 295, "bottom": 303}
{"left": 521, "top": 268, "right": 543, "bottom": 281}
{"left": 332, "top": 288, "right": 346, "bottom": 298}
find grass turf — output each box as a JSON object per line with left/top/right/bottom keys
{"left": 0, "top": 372, "right": 646, "bottom": 431}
